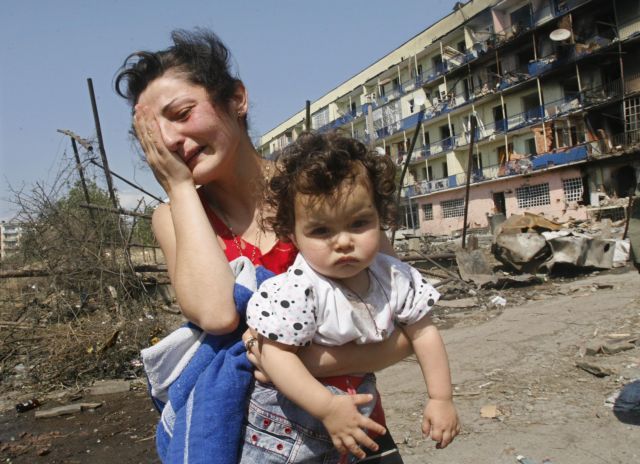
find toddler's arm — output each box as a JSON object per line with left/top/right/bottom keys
{"left": 402, "top": 316, "right": 460, "bottom": 448}
{"left": 258, "top": 338, "right": 386, "bottom": 459}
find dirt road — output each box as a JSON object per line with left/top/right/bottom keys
{"left": 383, "top": 269, "right": 640, "bottom": 464}
{"left": 1, "top": 269, "right": 638, "bottom": 463}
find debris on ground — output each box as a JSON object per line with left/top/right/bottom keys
{"left": 34, "top": 402, "right": 103, "bottom": 419}
{"left": 489, "top": 212, "right": 631, "bottom": 274}
{"left": 15, "top": 398, "right": 41, "bottom": 413}
{"left": 480, "top": 404, "right": 501, "bottom": 418}
{"left": 576, "top": 361, "right": 615, "bottom": 377}
{"left": 85, "top": 379, "right": 131, "bottom": 396}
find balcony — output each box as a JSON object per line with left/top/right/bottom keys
{"left": 507, "top": 106, "right": 545, "bottom": 131}
{"left": 493, "top": 18, "right": 534, "bottom": 47}
{"left": 373, "top": 110, "right": 429, "bottom": 142}
{"left": 397, "top": 146, "right": 432, "bottom": 165}
{"left": 422, "top": 62, "right": 448, "bottom": 86}
{"left": 532, "top": 2, "right": 554, "bottom": 26}
{"left": 378, "top": 86, "right": 403, "bottom": 105}
{"left": 619, "top": 13, "right": 640, "bottom": 40}
{"left": 497, "top": 65, "right": 531, "bottom": 91}
{"left": 541, "top": 80, "right": 622, "bottom": 120}
{"left": 611, "top": 129, "right": 640, "bottom": 148}
{"left": 426, "top": 135, "right": 455, "bottom": 155}
{"left": 531, "top": 144, "right": 588, "bottom": 169}
{"left": 443, "top": 46, "right": 479, "bottom": 73}
{"left": 401, "top": 177, "right": 450, "bottom": 198}
{"left": 401, "top": 142, "right": 592, "bottom": 200}
{"left": 555, "top": 0, "right": 590, "bottom": 15}
{"left": 581, "top": 80, "right": 623, "bottom": 106}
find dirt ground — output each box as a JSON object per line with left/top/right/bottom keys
{"left": 1, "top": 267, "right": 638, "bottom": 464}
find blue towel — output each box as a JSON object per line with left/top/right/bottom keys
{"left": 141, "top": 258, "right": 274, "bottom": 463}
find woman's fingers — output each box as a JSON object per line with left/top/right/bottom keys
{"left": 242, "top": 330, "right": 271, "bottom": 383}
{"left": 359, "top": 416, "right": 386, "bottom": 437}
{"left": 343, "top": 436, "right": 366, "bottom": 459}
{"left": 133, "top": 107, "right": 156, "bottom": 163}
{"left": 351, "top": 426, "right": 379, "bottom": 452}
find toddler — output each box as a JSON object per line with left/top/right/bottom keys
{"left": 241, "top": 132, "right": 459, "bottom": 463}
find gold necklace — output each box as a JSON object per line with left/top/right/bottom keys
{"left": 215, "top": 159, "right": 270, "bottom": 263}
{"left": 218, "top": 209, "right": 262, "bottom": 263}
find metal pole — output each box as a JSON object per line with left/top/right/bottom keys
{"left": 391, "top": 108, "right": 426, "bottom": 245}
{"left": 462, "top": 114, "right": 478, "bottom": 249}
{"left": 70, "top": 138, "right": 96, "bottom": 223}
{"left": 88, "top": 159, "right": 164, "bottom": 203}
{"left": 305, "top": 100, "right": 311, "bottom": 131}
{"left": 87, "top": 78, "right": 118, "bottom": 209}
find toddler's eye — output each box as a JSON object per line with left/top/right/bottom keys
{"left": 351, "top": 219, "right": 369, "bottom": 229}
{"left": 309, "top": 226, "right": 330, "bottom": 237}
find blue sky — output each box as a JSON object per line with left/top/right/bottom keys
{"left": 0, "top": 0, "right": 456, "bottom": 220}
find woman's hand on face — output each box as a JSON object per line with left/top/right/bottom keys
{"left": 134, "top": 105, "right": 194, "bottom": 194}
{"left": 242, "top": 329, "right": 271, "bottom": 383}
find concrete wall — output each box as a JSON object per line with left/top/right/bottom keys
{"left": 414, "top": 165, "right": 589, "bottom": 235}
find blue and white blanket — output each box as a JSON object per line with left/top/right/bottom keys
{"left": 141, "top": 257, "right": 273, "bottom": 464}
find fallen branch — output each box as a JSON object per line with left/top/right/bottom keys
{"left": 79, "top": 203, "right": 152, "bottom": 219}
{"left": 1, "top": 264, "right": 167, "bottom": 278}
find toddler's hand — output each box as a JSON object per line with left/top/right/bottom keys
{"left": 319, "top": 393, "right": 386, "bottom": 460}
{"left": 422, "top": 398, "right": 460, "bottom": 449}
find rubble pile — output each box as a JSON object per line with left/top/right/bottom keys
{"left": 0, "top": 275, "right": 177, "bottom": 402}
{"left": 492, "top": 212, "right": 630, "bottom": 274}
{"left": 395, "top": 211, "right": 634, "bottom": 330}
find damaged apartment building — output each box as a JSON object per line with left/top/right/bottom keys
{"left": 258, "top": 0, "right": 640, "bottom": 236}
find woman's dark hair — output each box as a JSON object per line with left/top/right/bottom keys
{"left": 114, "top": 28, "right": 246, "bottom": 125}
{"left": 266, "top": 131, "right": 397, "bottom": 239}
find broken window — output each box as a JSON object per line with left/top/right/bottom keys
{"left": 372, "top": 100, "right": 401, "bottom": 136}
{"left": 401, "top": 204, "right": 419, "bottom": 229}
{"left": 516, "top": 182, "right": 551, "bottom": 208}
{"left": 311, "top": 107, "right": 330, "bottom": 130}
{"left": 422, "top": 203, "right": 434, "bottom": 221}
{"left": 441, "top": 198, "right": 465, "bottom": 218}
{"left": 562, "top": 177, "right": 584, "bottom": 203}
{"left": 625, "top": 96, "right": 640, "bottom": 132}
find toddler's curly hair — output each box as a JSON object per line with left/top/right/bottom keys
{"left": 265, "top": 131, "right": 398, "bottom": 239}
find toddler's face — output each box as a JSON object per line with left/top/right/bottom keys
{"left": 290, "top": 177, "right": 381, "bottom": 287}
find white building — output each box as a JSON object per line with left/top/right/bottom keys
{"left": 1, "top": 220, "right": 23, "bottom": 260}
{"left": 259, "top": 0, "right": 640, "bottom": 235}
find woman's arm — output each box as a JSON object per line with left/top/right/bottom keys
{"left": 298, "top": 329, "right": 413, "bottom": 377}
{"left": 138, "top": 108, "right": 238, "bottom": 334}
{"left": 258, "top": 339, "right": 385, "bottom": 458}
{"left": 153, "top": 201, "right": 238, "bottom": 334}
{"left": 245, "top": 315, "right": 414, "bottom": 379}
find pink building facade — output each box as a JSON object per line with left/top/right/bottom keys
{"left": 412, "top": 165, "right": 589, "bottom": 235}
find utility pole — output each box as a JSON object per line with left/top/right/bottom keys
{"left": 462, "top": 114, "right": 478, "bottom": 249}
{"left": 391, "top": 106, "right": 426, "bottom": 245}
{"left": 87, "top": 78, "right": 119, "bottom": 209}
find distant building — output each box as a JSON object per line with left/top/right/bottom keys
{"left": 259, "top": 0, "right": 640, "bottom": 235}
{"left": 1, "top": 220, "right": 23, "bottom": 260}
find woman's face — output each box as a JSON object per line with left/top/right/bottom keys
{"left": 136, "top": 72, "right": 246, "bottom": 184}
